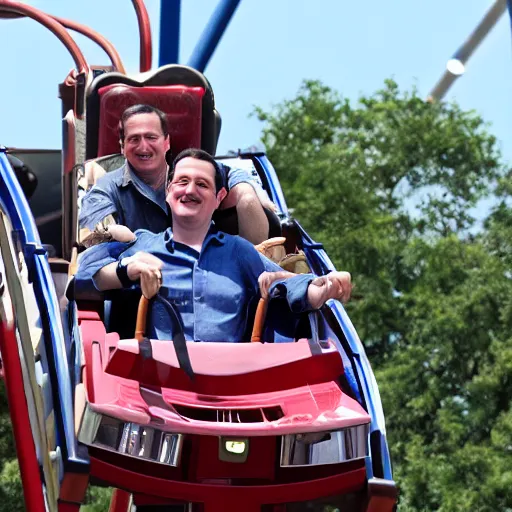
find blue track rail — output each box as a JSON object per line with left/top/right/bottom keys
{"left": 0, "top": 149, "right": 88, "bottom": 475}
{"left": 254, "top": 152, "right": 393, "bottom": 480}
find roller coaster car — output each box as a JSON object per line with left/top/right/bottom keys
{"left": 0, "top": 63, "right": 397, "bottom": 511}
{"left": 70, "top": 65, "right": 396, "bottom": 511}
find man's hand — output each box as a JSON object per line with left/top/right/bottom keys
{"left": 80, "top": 217, "right": 135, "bottom": 248}
{"left": 125, "top": 252, "right": 163, "bottom": 299}
{"left": 259, "top": 195, "right": 278, "bottom": 213}
{"left": 258, "top": 270, "right": 296, "bottom": 299}
{"left": 307, "top": 271, "right": 352, "bottom": 309}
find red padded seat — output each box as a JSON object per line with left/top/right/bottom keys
{"left": 104, "top": 338, "right": 345, "bottom": 395}
{"left": 78, "top": 318, "right": 370, "bottom": 436}
{"left": 97, "top": 84, "right": 205, "bottom": 158}
{"left": 85, "top": 65, "right": 221, "bottom": 160}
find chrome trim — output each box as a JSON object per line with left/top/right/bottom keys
{"left": 78, "top": 404, "right": 183, "bottom": 467}
{"left": 280, "top": 424, "right": 369, "bottom": 467}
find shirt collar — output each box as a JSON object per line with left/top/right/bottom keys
{"left": 122, "top": 161, "right": 168, "bottom": 188}
{"left": 121, "top": 162, "right": 134, "bottom": 187}
{"left": 163, "top": 222, "right": 227, "bottom": 253}
{"left": 206, "top": 222, "right": 227, "bottom": 245}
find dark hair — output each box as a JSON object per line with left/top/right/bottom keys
{"left": 118, "top": 104, "right": 169, "bottom": 143}
{"left": 167, "top": 148, "right": 228, "bottom": 193}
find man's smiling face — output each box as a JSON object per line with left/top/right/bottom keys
{"left": 122, "top": 112, "right": 170, "bottom": 176}
{"left": 167, "top": 157, "right": 225, "bottom": 226}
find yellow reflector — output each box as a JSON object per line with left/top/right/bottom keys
{"left": 219, "top": 437, "right": 249, "bottom": 462}
{"left": 225, "top": 440, "right": 246, "bottom": 454}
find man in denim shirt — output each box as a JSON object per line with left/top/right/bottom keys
{"left": 79, "top": 104, "right": 274, "bottom": 243}
{"left": 76, "top": 149, "right": 352, "bottom": 342}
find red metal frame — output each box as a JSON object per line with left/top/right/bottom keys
{"left": 0, "top": 5, "right": 125, "bottom": 72}
{"left": 109, "top": 489, "right": 131, "bottom": 512}
{"left": 51, "top": 15, "right": 126, "bottom": 73}
{"left": 0, "top": 0, "right": 89, "bottom": 75}
{"left": 130, "top": 0, "right": 153, "bottom": 72}
{"left": 0, "top": 314, "right": 46, "bottom": 511}
{"left": 91, "top": 456, "right": 366, "bottom": 512}
{"left": 58, "top": 504, "right": 82, "bottom": 512}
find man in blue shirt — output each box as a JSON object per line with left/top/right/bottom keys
{"left": 78, "top": 104, "right": 274, "bottom": 243}
{"left": 76, "top": 148, "right": 351, "bottom": 342}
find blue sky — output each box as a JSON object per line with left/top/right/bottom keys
{"left": 0, "top": 0, "right": 511, "bottom": 165}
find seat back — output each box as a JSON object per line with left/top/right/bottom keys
{"left": 105, "top": 339, "right": 344, "bottom": 395}
{"left": 62, "top": 110, "right": 78, "bottom": 260}
{"left": 97, "top": 84, "right": 203, "bottom": 158}
{"left": 86, "top": 65, "right": 221, "bottom": 160}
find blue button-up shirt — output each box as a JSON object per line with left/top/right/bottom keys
{"left": 75, "top": 226, "right": 314, "bottom": 342}
{"left": 79, "top": 163, "right": 169, "bottom": 232}
{"left": 79, "top": 160, "right": 267, "bottom": 233}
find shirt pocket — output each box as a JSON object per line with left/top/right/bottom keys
{"left": 162, "top": 288, "right": 191, "bottom": 308}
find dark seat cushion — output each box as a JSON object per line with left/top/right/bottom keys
{"left": 213, "top": 206, "right": 282, "bottom": 238}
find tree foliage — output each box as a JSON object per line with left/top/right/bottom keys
{"left": 255, "top": 80, "right": 512, "bottom": 510}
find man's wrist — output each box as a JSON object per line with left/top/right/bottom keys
{"left": 116, "top": 257, "right": 135, "bottom": 288}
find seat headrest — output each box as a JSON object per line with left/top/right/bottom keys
{"left": 97, "top": 84, "right": 205, "bottom": 158}
{"left": 85, "top": 65, "right": 221, "bottom": 160}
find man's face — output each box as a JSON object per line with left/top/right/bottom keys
{"left": 121, "top": 112, "right": 170, "bottom": 175}
{"left": 167, "top": 157, "right": 226, "bottom": 225}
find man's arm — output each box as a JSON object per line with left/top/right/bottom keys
{"left": 93, "top": 261, "right": 122, "bottom": 290}
{"left": 79, "top": 185, "right": 118, "bottom": 230}
{"left": 74, "top": 228, "right": 146, "bottom": 289}
{"left": 305, "top": 272, "right": 352, "bottom": 307}
{"left": 221, "top": 182, "right": 269, "bottom": 244}
{"left": 238, "top": 237, "right": 349, "bottom": 311}
{"left": 93, "top": 252, "right": 163, "bottom": 299}
{"left": 259, "top": 271, "right": 352, "bottom": 312}
{"left": 221, "top": 164, "right": 277, "bottom": 244}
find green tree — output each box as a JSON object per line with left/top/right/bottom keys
{"left": 82, "top": 486, "right": 114, "bottom": 511}
{"left": 255, "top": 80, "right": 511, "bottom": 511}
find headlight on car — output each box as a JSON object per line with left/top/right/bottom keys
{"left": 219, "top": 437, "right": 249, "bottom": 462}
{"left": 280, "top": 423, "right": 369, "bottom": 467}
{"left": 78, "top": 404, "right": 183, "bottom": 467}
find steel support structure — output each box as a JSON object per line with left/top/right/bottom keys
{"left": 159, "top": 0, "right": 181, "bottom": 66}
{"left": 428, "top": 0, "right": 507, "bottom": 100}
{"left": 507, "top": 0, "right": 512, "bottom": 41}
{"left": 187, "top": 0, "right": 241, "bottom": 72}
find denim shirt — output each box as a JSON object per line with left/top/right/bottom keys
{"left": 78, "top": 160, "right": 267, "bottom": 233}
{"left": 75, "top": 226, "right": 314, "bottom": 342}
{"left": 79, "top": 163, "right": 169, "bottom": 232}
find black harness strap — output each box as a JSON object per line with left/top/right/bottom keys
{"left": 154, "top": 294, "right": 195, "bottom": 381}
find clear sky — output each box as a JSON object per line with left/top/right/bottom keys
{"left": 0, "top": 0, "right": 511, "bottom": 165}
